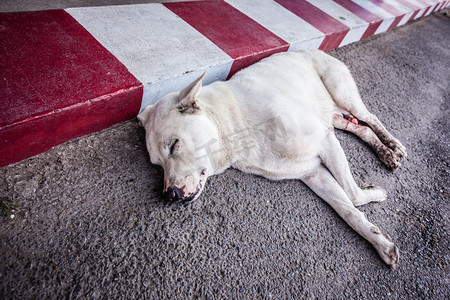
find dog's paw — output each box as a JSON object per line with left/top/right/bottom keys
{"left": 375, "top": 240, "right": 399, "bottom": 270}
{"left": 376, "top": 145, "right": 402, "bottom": 170}
{"left": 393, "top": 144, "right": 407, "bottom": 159}
{"left": 386, "top": 139, "right": 407, "bottom": 160}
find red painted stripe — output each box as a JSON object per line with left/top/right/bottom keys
{"left": 0, "top": 10, "right": 143, "bottom": 167}
{"left": 388, "top": 15, "right": 405, "bottom": 29}
{"left": 434, "top": 1, "right": 442, "bottom": 10}
{"left": 409, "top": 10, "right": 420, "bottom": 21}
{"left": 275, "top": 0, "right": 349, "bottom": 51}
{"left": 319, "top": 30, "right": 348, "bottom": 51}
{"left": 361, "top": 20, "right": 383, "bottom": 38}
{"left": 333, "top": 0, "right": 382, "bottom": 23}
{"left": 420, "top": 6, "right": 432, "bottom": 17}
{"left": 164, "top": 0, "right": 288, "bottom": 77}
{"left": 1, "top": 86, "right": 142, "bottom": 168}
{"left": 332, "top": 0, "right": 383, "bottom": 39}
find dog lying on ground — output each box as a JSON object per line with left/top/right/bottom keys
{"left": 138, "top": 50, "right": 407, "bottom": 269}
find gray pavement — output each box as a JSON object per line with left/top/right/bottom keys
{"left": 1, "top": 10, "right": 449, "bottom": 300}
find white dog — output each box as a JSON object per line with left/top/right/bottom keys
{"left": 138, "top": 50, "right": 407, "bottom": 269}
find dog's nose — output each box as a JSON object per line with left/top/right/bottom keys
{"left": 164, "top": 186, "right": 184, "bottom": 202}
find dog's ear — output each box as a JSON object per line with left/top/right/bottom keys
{"left": 178, "top": 72, "right": 206, "bottom": 113}
{"left": 137, "top": 104, "right": 155, "bottom": 127}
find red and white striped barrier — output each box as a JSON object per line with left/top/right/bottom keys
{"left": 1, "top": 0, "right": 448, "bottom": 167}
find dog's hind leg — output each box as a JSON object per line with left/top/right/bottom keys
{"left": 301, "top": 164, "right": 399, "bottom": 269}
{"left": 316, "top": 52, "right": 407, "bottom": 168}
{"left": 332, "top": 114, "right": 402, "bottom": 169}
{"left": 319, "top": 131, "right": 386, "bottom": 206}
{"left": 359, "top": 113, "right": 407, "bottom": 160}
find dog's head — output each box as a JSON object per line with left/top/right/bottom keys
{"left": 138, "top": 73, "right": 223, "bottom": 203}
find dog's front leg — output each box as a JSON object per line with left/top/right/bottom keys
{"left": 301, "top": 165, "right": 399, "bottom": 269}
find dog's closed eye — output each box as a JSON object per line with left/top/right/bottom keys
{"left": 169, "top": 139, "right": 179, "bottom": 155}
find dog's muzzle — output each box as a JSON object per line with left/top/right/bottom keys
{"left": 164, "top": 186, "right": 183, "bottom": 202}
{"left": 164, "top": 186, "right": 200, "bottom": 203}
{"left": 163, "top": 169, "right": 206, "bottom": 203}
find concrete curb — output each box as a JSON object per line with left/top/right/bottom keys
{"left": 1, "top": 0, "right": 448, "bottom": 167}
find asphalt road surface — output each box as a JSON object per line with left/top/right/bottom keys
{"left": 1, "top": 10, "right": 449, "bottom": 300}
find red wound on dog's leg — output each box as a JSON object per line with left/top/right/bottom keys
{"left": 342, "top": 115, "right": 358, "bottom": 128}
{"left": 349, "top": 116, "right": 358, "bottom": 125}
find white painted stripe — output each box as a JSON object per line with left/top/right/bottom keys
{"left": 339, "top": 26, "right": 367, "bottom": 47}
{"left": 437, "top": 1, "right": 448, "bottom": 9}
{"left": 433, "top": 1, "right": 443, "bottom": 10}
{"left": 376, "top": 21, "right": 393, "bottom": 34}
{"left": 407, "top": 0, "right": 434, "bottom": 20}
{"left": 383, "top": 0, "right": 417, "bottom": 12}
{"left": 424, "top": 4, "right": 435, "bottom": 15}
{"left": 304, "top": 0, "right": 369, "bottom": 47}
{"left": 226, "top": 0, "right": 324, "bottom": 52}
{"left": 427, "top": 0, "right": 443, "bottom": 11}
{"left": 351, "top": 0, "right": 396, "bottom": 19}
{"left": 351, "top": 0, "right": 396, "bottom": 34}
{"left": 377, "top": 0, "right": 415, "bottom": 26}
{"left": 408, "top": 0, "right": 432, "bottom": 10}
{"left": 67, "top": 4, "right": 233, "bottom": 110}
{"left": 304, "top": 0, "right": 366, "bottom": 28}
{"left": 398, "top": 13, "right": 415, "bottom": 26}
{"left": 434, "top": 2, "right": 443, "bottom": 12}
{"left": 414, "top": 8, "right": 428, "bottom": 19}
{"left": 425, "top": 3, "right": 439, "bottom": 15}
